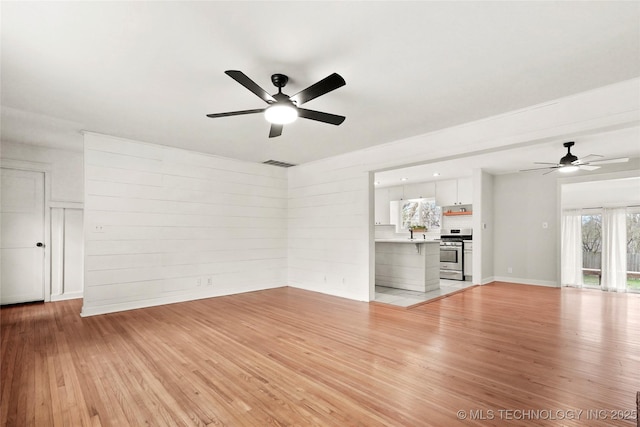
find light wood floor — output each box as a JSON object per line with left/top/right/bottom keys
{"left": 2, "top": 283, "right": 639, "bottom": 426}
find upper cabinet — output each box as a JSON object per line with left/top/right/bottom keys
{"left": 374, "top": 188, "right": 391, "bottom": 224}
{"left": 375, "top": 182, "right": 437, "bottom": 224}
{"left": 456, "top": 177, "right": 472, "bottom": 205}
{"left": 436, "top": 177, "right": 472, "bottom": 206}
{"left": 401, "top": 182, "right": 435, "bottom": 200}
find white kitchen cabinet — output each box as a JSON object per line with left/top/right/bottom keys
{"left": 456, "top": 177, "right": 472, "bottom": 205}
{"left": 436, "top": 177, "right": 472, "bottom": 206}
{"left": 402, "top": 182, "right": 435, "bottom": 200}
{"left": 374, "top": 188, "right": 390, "bottom": 224}
{"left": 435, "top": 179, "right": 457, "bottom": 206}
{"left": 388, "top": 186, "right": 404, "bottom": 201}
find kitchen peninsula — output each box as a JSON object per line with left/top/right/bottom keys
{"left": 375, "top": 239, "right": 440, "bottom": 292}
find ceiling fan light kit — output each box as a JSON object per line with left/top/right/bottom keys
{"left": 207, "top": 70, "right": 346, "bottom": 138}
{"left": 558, "top": 165, "right": 580, "bottom": 173}
{"left": 264, "top": 104, "right": 298, "bottom": 124}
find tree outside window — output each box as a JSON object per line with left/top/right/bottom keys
{"left": 580, "top": 210, "right": 640, "bottom": 291}
{"left": 627, "top": 211, "right": 640, "bottom": 291}
{"left": 400, "top": 198, "right": 441, "bottom": 230}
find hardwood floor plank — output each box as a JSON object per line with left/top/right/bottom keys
{"left": 1, "top": 283, "right": 639, "bottom": 426}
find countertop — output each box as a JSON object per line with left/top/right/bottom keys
{"left": 375, "top": 239, "right": 441, "bottom": 244}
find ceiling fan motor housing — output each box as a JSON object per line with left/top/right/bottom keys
{"left": 271, "top": 73, "right": 289, "bottom": 89}
{"left": 560, "top": 141, "right": 578, "bottom": 165}
{"left": 560, "top": 152, "right": 578, "bottom": 165}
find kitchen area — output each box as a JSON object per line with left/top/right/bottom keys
{"left": 374, "top": 173, "right": 476, "bottom": 307}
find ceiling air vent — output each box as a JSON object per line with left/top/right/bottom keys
{"left": 263, "top": 160, "right": 296, "bottom": 168}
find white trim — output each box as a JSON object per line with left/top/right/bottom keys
{"left": 80, "top": 284, "right": 286, "bottom": 317}
{"left": 492, "top": 276, "right": 559, "bottom": 287}
{"left": 557, "top": 167, "right": 640, "bottom": 187}
{"left": 50, "top": 208, "right": 65, "bottom": 297}
{"left": 481, "top": 276, "right": 496, "bottom": 285}
{"left": 50, "top": 201, "right": 83, "bottom": 209}
{"left": 0, "top": 158, "right": 52, "bottom": 173}
{"left": 50, "top": 291, "right": 83, "bottom": 302}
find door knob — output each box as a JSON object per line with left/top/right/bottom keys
{"left": 36, "top": 242, "right": 45, "bottom": 248}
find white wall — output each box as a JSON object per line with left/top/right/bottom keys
{"left": 493, "top": 171, "right": 557, "bottom": 286}
{"left": 288, "top": 78, "right": 639, "bottom": 300}
{"left": 82, "top": 133, "right": 288, "bottom": 316}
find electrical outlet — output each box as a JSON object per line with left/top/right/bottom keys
{"left": 206, "top": 277, "right": 213, "bottom": 287}
{"left": 507, "top": 267, "right": 513, "bottom": 274}
{"left": 94, "top": 225, "right": 105, "bottom": 233}
{"left": 196, "top": 277, "right": 202, "bottom": 287}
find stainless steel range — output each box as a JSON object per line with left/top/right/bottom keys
{"left": 440, "top": 228, "right": 472, "bottom": 281}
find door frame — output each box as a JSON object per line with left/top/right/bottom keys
{"left": 1, "top": 159, "right": 52, "bottom": 302}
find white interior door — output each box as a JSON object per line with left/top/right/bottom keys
{"left": 1, "top": 168, "right": 45, "bottom": 304}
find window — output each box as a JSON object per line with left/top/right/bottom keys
{"left": 400, "top": 198, "right": 441, "bottom": 230}
{"left": 627, "top": 209, "right": 640, "bottom": 292}
{"left": 582, "top": 212, "right": 602, "bottom": 287}
{"left": 579, "top": 208, "right": 640, "bottom": 292}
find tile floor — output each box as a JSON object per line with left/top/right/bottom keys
{"left": 374, "top": 279, "right": 475, "bottom": 307}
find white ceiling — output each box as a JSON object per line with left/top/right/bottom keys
{"left": 1, "top": 1, "right": 639, "bottom": 166}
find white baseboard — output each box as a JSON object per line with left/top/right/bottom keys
{"left": 288, "top": 282, "right": 369, "bottom": 302}
{"left": 80, "top": 283, "right": 286, "bottom": 317}
{"left": 481, "top": 276, "right": 496, "bottom": 285}
{"left": 50, "top": 291, "right": 84, "bottom": 301}
{"left": 491, "top": 276, "right": 559, "bottom": 288}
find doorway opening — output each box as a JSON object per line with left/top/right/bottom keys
{"left": 560, "top": 176, "right": 640, "bottom": 293}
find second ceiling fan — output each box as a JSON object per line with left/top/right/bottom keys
{"left": 206, "top": 70, "right": 346, "bottom": 138}
{"left": 520, "top": 141, "right": 629, "bottom": 174}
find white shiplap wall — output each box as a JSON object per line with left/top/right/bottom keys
{"left": 82, "top": 133, "right": 288, "bottom": 316}
{"left": 288, "top": 79, "right": 640, "bottom": 301}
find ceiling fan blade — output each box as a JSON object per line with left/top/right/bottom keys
{"left": 542, "top": 169, "right": 558, "bottom": 175}
{"left": 520, "top": 166, "right": 558, "bottom": 172}
{"left": 225, "top": 70, "right": 276, "bottom": 104}
{"left": 269, "top": 124, "right": 283, "bottom": 138}
{"left": 297, "top": 108, "right": 346, "bottom": 125}
{"left": 290, "top": 73, "right": 346, "bottom": 105}
{"left": 579, "top": 165, "right": 601, "bottom": 171}
{"left": 574, "top": 154, "right": 603, "bottom": 163}
{"left": 206, "top": 108, "right": 265, "bottom": 118}
{"left": 587, "top": 157, "right": 629, "bottom": 165}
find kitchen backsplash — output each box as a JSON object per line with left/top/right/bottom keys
{"left": 442, "top": 214, "right": 473, "bottom": 230}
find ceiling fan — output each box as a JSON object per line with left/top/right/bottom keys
{"left": 206, "top": 70, "right": 346, "bottom": 138}
{"left": 520, "top": 141, "right": 629, "bottom": 174}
